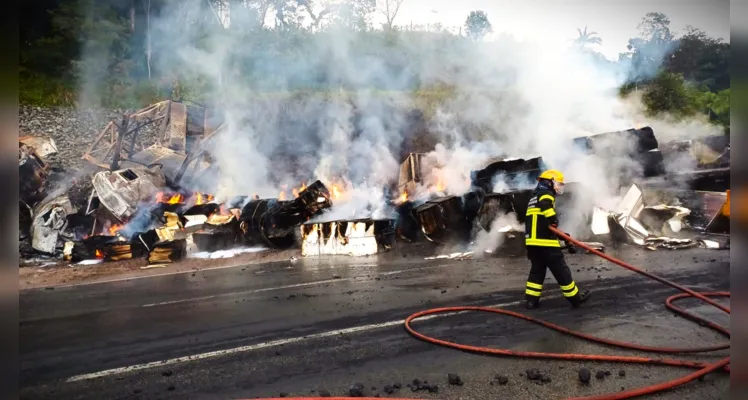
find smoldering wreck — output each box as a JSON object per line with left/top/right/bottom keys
{"left": 19, "top": 100, "right": 731, "bottom": 267}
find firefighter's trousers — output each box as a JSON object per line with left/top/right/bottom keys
{"left": 525, "top": 247, "right": 583, "bottom": 306}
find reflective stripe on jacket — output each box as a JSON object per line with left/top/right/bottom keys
{"left": 524, "top": 187, "right": 561, "bottom": 247}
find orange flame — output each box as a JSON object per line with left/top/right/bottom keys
{"left": 399, "top": 191, "right": 408, "bottom": 203}
{"left": 194, "top": 193, "right": 213, "bottom": 205}
{"left": 278, "top": 191, "right": 287, "bottom": 201}
{"left": 156, "top": 192, "right": 184, "bottom": 204}
{"left": 331, "top": 185, "right": 342, "bottom": 199}
{"left": 95, "top": 249, "right": 104, "bottom": 259}
{"left": 435, "top": 178, "right": 446, "bottom": 192}
{"left": 108, "top": 224, "right": 123, "bottom": 236}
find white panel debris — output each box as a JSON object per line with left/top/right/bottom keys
{"left": 643, "top": 205, "right": 691, "bottom": 233}
{"left": 301, "top": 220, "right": 393, "bottom": 257}
{"left": 91, "top": 167, "right": 166, "bottom": 220}
{"left": 617, "top": 183, "right": 645, "bottom": 218}
{"left": 76, "top": 259, "right": 104, "bottom": 266}
{"left": 189, "top": 247, "right": 266, "bottom": 259}
{"left": 591, "top": 206, "right": 611, "bottom": 235}
{"left": 698, "top": 239, "right": 724, "bottom": 249}
{"left": 19, "top": 136, "right": 58, "bottom": 159}
{"left": 30, "top": 194, "right": 74, "bottom": 254}
{"left": 424, "top": 251, "right": 474, "bottom": 260}
{"left": 591, "top": 184, "right": 723, "bottom": 250}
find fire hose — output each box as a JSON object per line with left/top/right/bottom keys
{"left": 253, "top": 227, "right": 730, "bottom": 400}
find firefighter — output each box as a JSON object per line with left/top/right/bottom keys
{"left": 524, "top": 169, "right": 590, "bottom": 309}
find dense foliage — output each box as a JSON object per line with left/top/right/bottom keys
{"left": 20, "top": 2, "right": 729, "bottom": 133}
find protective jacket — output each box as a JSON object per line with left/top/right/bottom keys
{"left": 524, "top": 181, "right": 561, "bottom": 248}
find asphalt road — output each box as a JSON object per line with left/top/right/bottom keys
{"left": 20, "top": 245, "right": 730, "bottom": 400}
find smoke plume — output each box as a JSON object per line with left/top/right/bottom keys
{"left": 75, "top": 2, "right": 723, "bottom": 235}
{"left": 472, "top": 212, "right": 524, "bottom": 255}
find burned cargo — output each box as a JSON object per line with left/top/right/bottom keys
{"left": 19, "top": 138, "right": 57, "bottom": 206}
{"left": 239, "top": 180, "right": 332, "bottom": 248}
{"left": 414, "top": 195, "right": 473, "bottom": 244}
{"left": 470, "top": 157, "right": 544, "bottom": 194}
{"left": 572, "top": 127, "right": 665, "bottom": 178}
{"left": 91, "top": 166, "right": 167, "bottom": 222}
{"left": 300, "top": 218, "right": 396, "bottom": 257}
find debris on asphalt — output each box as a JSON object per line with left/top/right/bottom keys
{"left": 348, "top": 382, "right": 365, "bottom": 397}
{"left": 318, "top": 389, "right": 331, "bottom": 397}
{"left": 579, "top": 368, "right": 591, "bottom": 384}
{"left": 619, "top": 370, "right": 626, "bottom": 377}
{"left": 495, "top": 374, "right": 509, "bottom": 385}
{"left": 525, "top": 368, "right": 542, "bottom": 380}
{"left": 447, "top": 373, "right": 464, "bottom": 386}
{"left": 161, "top": 370, "right": 173, "bottom": 377}
{"left": 383, "top": 385, "right": 395, "bottom": 394}
{"left": 596, "top": 370, "right": 607, "bottom": 380}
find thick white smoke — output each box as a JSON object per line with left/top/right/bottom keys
{"left": 76, "top": 2, "right": 724, "bottom": 233}
{"left": 472, "top": 211, "right": 524, "bottom": 255}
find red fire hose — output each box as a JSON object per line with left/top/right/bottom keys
{"left": 251, "top": 228, "right": 730, "bottom": 400}
{"left": 404, "top": 227, "right": 730, "bottom": 400}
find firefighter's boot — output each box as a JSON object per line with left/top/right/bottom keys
{"left": 569, "top": 290, "right": 591, "bottom": 308}
{"left": 525, "top": 299, "right": 540, "bottom": 310}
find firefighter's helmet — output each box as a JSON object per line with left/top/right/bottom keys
{"left": 538, "top": 169, "right": 565, "bottom": 183}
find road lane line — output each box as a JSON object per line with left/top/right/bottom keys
{"left": 142, "top": 278, "right": 343, "bottom": 307}
{"left": 29, "top": 259, "right": 390, "bottom": 290}
{"left": 141, "top": 264, "right": 452, "bottom": 307}
{"left": 65, "top": 281, "right": 639, "bottom": 383}
{"left": 65, "top": 298, "right": 523, "bottom": 382}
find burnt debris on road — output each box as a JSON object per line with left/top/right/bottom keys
{"left": 19, "top": 101, "right": 730, "bottom": 268}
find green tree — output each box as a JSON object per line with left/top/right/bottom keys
{"left": 621, "top": 12, "right": 677, "bottom": 82}
{"left": 641, "top": 72, "right": 697, "bottom": 118}
{"left": 665, "top": 26, "right": 729, "bottom": 91}
{"left": 464, "top": 10, "right": 492, "bottom": 41}
{"left": 324, "top": 0, "right": 376, "bottom": 31}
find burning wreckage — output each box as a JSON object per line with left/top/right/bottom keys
{"left": 19, "top": 104, "right": 730, "bottom": 267}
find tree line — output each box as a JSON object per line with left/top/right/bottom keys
{"left": 20, "top": 1, "right": 729, "bottom": 132}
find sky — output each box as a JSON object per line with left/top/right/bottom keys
{"left": 376, "top": 0, "right": 730, "bottom": 59}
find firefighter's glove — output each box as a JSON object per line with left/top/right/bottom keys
{"left": 566, "top": 243, "right": 578, "bottom": 254}
{"left": 563, "top": 232, "right": 577, "bottom": 254}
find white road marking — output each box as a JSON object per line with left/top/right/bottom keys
{"left": 141, "top": 264, "right": 452, "bottom": 308}
{"left": 32, "top": 260, "right": 271, "bottom": 289}
{"left": 64, "top": 281, "right": 637, "bottom": 383}
{"left": 65, "top": 298, "right": 523, "bottom": 383}
{"left": 141, "top": 278, "right": 342, "bottom": 307}
{"left": 30, "top": 259, "right": 426, "bottom": 291}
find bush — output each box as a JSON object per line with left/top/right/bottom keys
{"left": 641, "top": 72, "right": 698, "bottom": 118}
{"left": 20, "top": 74, "right": 76, "bottom": 106}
